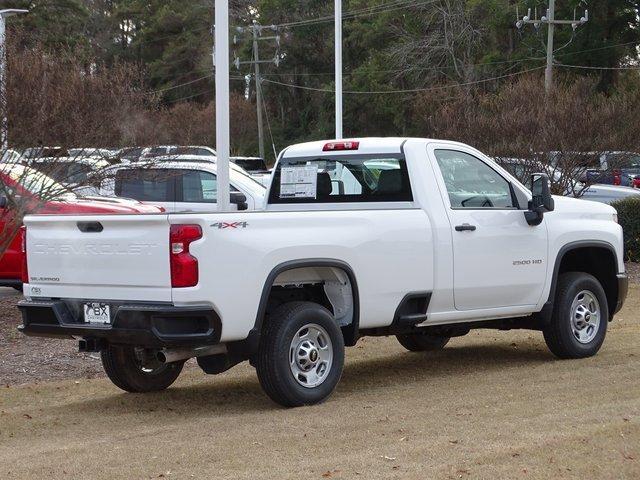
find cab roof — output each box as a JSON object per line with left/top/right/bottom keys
{"left": 281, "top": 137, "right": 465, "bottom": 158}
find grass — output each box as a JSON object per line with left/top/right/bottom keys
{"left": 0, "top": 287, "right": 639, "bottom": 479}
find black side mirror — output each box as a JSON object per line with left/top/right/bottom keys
{"left": 525, "top": 173, "right": 555, "bottom": 226}
{"left": 230, "top": 191, "right": 248, "bottom": 211}
{"left": 0, "top": 195, "right": 7, "bottom": 208}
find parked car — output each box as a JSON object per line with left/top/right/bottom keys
{"left": 68, "top": 148, "right": 120, "bottom": 163}
{"left": 19, "top": 138, "right": 627, "bottom": 407}
{"left": 26, "top": 156, "right": 111, "bottom": 197}
{"left": 116, "top": 147, "right": 145, "bottom": 163}
{"left": 0, "top": 164, "right": 161, "bottom": 289}
{"left": 584, "top": 152, "right": 640, "bottom": 187}
{"left": 496, "top": 157, "right": 640, "bottom": 204}
{"left": 140, "top": 145, "right": 217, "bottom": 159}
{"left": 230, "top": 157, "right": 271, "bottom": 187}
{"left": 99, "top": 158, "right": 266, "bottom": 212}
{"left": 1, "top": 149, "right": 22, "bottom": 163}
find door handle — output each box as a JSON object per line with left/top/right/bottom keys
{"left": 455, "top": 224, "right": 477, "bottom": 232}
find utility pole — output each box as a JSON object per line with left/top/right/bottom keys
{"left": 544, "top": 0, "right": 556, "bottom": 92}
{"left": 214, "top": 0, "right": 230, "bottom": 211}
{"left": 0, "top": 9, "right": 28, "bottom": 151}
{"left": 233, "top": 23, "right": 280, "bottom": 161}
{"left": 252, "top": 25, "right": 265, "bottom": 160}
{"left": 516, "top": 3, "right": 588, "bottom": 93}
{"left": 335, "top": 0, "right": 342, "bottom": 139}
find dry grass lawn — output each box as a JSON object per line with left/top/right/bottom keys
{"left": 1, "top": 287, "right": 639, "bottom": 479}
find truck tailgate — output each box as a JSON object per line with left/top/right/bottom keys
{"left": 24, "top": 214, "right": 172, "bottom": 302}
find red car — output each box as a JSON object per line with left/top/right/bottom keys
{"left": 0, "top": 164, "right": 161, "bottom": 289}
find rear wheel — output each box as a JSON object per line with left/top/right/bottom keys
{"left": 101, "top": 345, "right": 183, "bottom": 393}
{"left": 543, "top": 272, "right": 608, "bottom": 359}
{"left": 256, "top": 301, "right": 345, "bottom": 407}
{"left": 396, "top": 332, "right": 450, "bottom": 352}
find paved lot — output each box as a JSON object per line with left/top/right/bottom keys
{"left": 0, "top": 286, "right": 638, "bottom": 479}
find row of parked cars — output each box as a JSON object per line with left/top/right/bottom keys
{"left": 0, "top": 145, "right": 273, "bottom": 289}
{"left": 1, "top": 144, "right": 639, "bottom": 291}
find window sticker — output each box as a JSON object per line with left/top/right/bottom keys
{"left": 280, "top": 165, "right": 317, "bottom": 198}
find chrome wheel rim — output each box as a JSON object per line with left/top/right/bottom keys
{"left": 289, "top": 323, "right": 333, "bottom": 388}
{"left": 570, "top": 290, "right": 601, "bottom": 344}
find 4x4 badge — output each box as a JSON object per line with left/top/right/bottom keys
{"left": 211, "top": 222, "right": 248, "bottom": 229}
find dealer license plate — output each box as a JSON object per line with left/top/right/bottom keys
{"left": 83, "top": 303, "right": 111, "bottom": 324}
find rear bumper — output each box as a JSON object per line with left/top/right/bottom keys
{"left": 615, "top": 273, "right": 629, "bottom": 315}
{"left": 18, "top": 300, "right": 221, "bottom": 347}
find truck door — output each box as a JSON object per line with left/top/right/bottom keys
{"left": 429, "top": 147, "right": 548, "bottom": 311}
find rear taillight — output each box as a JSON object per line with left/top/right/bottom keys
{"left": 322, "top": 141, "right": 359, "bottom": 152}
{"left": 170, "top": 224, "right": 202, "bottom": 288}
{"left": 20, "top": 226, "right": 28, "bottom": 284}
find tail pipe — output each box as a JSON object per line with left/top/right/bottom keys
{"left": 157, "top": 344, "right": 227, "bottom": 364}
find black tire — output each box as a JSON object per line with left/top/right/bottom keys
{"left": 543, "top": 272, "right": 609, "bottom": 359}
{"left": 256, "top": 301, "right": 345, "bottom": 407}
{"left": 12, "top": 285, "right": 23, "bottom": 292}
{"left": 101, "top": 345, "right": 183, "bottom": 393}
{"left": 396, "top": 332, "right": 450, "bottom": 352}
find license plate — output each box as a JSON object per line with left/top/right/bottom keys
{"left": 83, "top": 303, "right": 111, "bottom": 324}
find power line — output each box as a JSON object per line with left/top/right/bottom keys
{"left": 275, "top": 0, "right": 436, "bottom": 29}
{"left": 145, "top": 73, "right": 213, "bottom": 94}
{"left": 262, "top": 66, "right": 545, "bottom": 94}
{"left": 259, "top": 57, "right": 547, "bottom": 77}
{"left": 556, "top": 63, "right": 640, "bottom": 71}
{"left": 556, "top": 40, "right": 638, "bottom": 56}
{"left": 258, "top": 77, "right": 278, "bottom": 162}
{"left": 163, "top": 76, "right": 244, "bottom": 104}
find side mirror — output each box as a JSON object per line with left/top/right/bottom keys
{"left": 525, "top": 173, "right": 555, "bottom": 226}
{"left": 0, "top": 195, "right": 6, "bottom": 208}
{"left": 230, "top": 191, "right": 248, "bottom": 211}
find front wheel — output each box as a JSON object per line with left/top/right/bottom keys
{"left": 543, "top": 272, "right": 608, "bottom": 359}
{"left": 101, "top": 345, "right": 184, "bottom": 393}
{"left": 256, "top": 301, "right": 345, "bottom": 407}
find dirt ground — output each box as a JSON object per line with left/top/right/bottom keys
{"left": 0, "top": 285, "right": 639, "bottom": 479}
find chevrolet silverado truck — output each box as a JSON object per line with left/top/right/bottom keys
{"left": 18, "top": 138, "right": 628, "bottom": 407}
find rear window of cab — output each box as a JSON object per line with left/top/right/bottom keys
{"left": 268, "top": 155, "right": 413, "bottom": 204}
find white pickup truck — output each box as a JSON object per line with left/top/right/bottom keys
{"left": 18, "top": 138, "right": 628, "bottom": 407}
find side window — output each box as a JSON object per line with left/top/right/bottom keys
{"left": 269, "top": 156, "right": 413, "bottom": 204}
{"left": 181, "top": 170, "right": 217, "bottom": 203}
{"left": 179, "top": 170, "right": 239, "bottom": 203}
{"left": 115, "top": 169, "right": 176, "bottom": 202}
{"left": 435, "top": 150, "right": 516, "bottom": 209}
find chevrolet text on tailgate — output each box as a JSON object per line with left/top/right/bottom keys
{"left": 19, "top": 138, "right": 629, "bottom": 407}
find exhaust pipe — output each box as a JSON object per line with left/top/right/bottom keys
{"left": 157, "top": 344, "right": 227, "bottom": 364}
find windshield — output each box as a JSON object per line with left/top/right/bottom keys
{"left": 607, "top": 153, "right": 640, "bottom": 169}
{"left": 4, "top": 164, "right": 70, "bottom": 198}
{"left": 31, "top": 161, "right": 94, "bottom": 185}
{"left": 23, "top": 147, "right": 68, "bottom": 159}
{"left": 68, "top": 148, "right": 113, "bottom": 158}
{"left": 548, "top": 152, "right": 601, "bottom": 170}
{"left": 232, "top": 158, "right": 268, "bottom": 173}
{"left": 171, "top": 146, "right": 215, "bottom": 156}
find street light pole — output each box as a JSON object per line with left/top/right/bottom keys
{"left": 334, "top": 0, "right": 342, "bottom": 140}
{"left": 214, "top": 0, "right": 230, "bottom": 211}
{"left": 0, "top": 9, "right": 28, "bottom": 151}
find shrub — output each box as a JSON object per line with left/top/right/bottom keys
{"left": 611, "top": 197, "right": 640, "bottom": 262}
